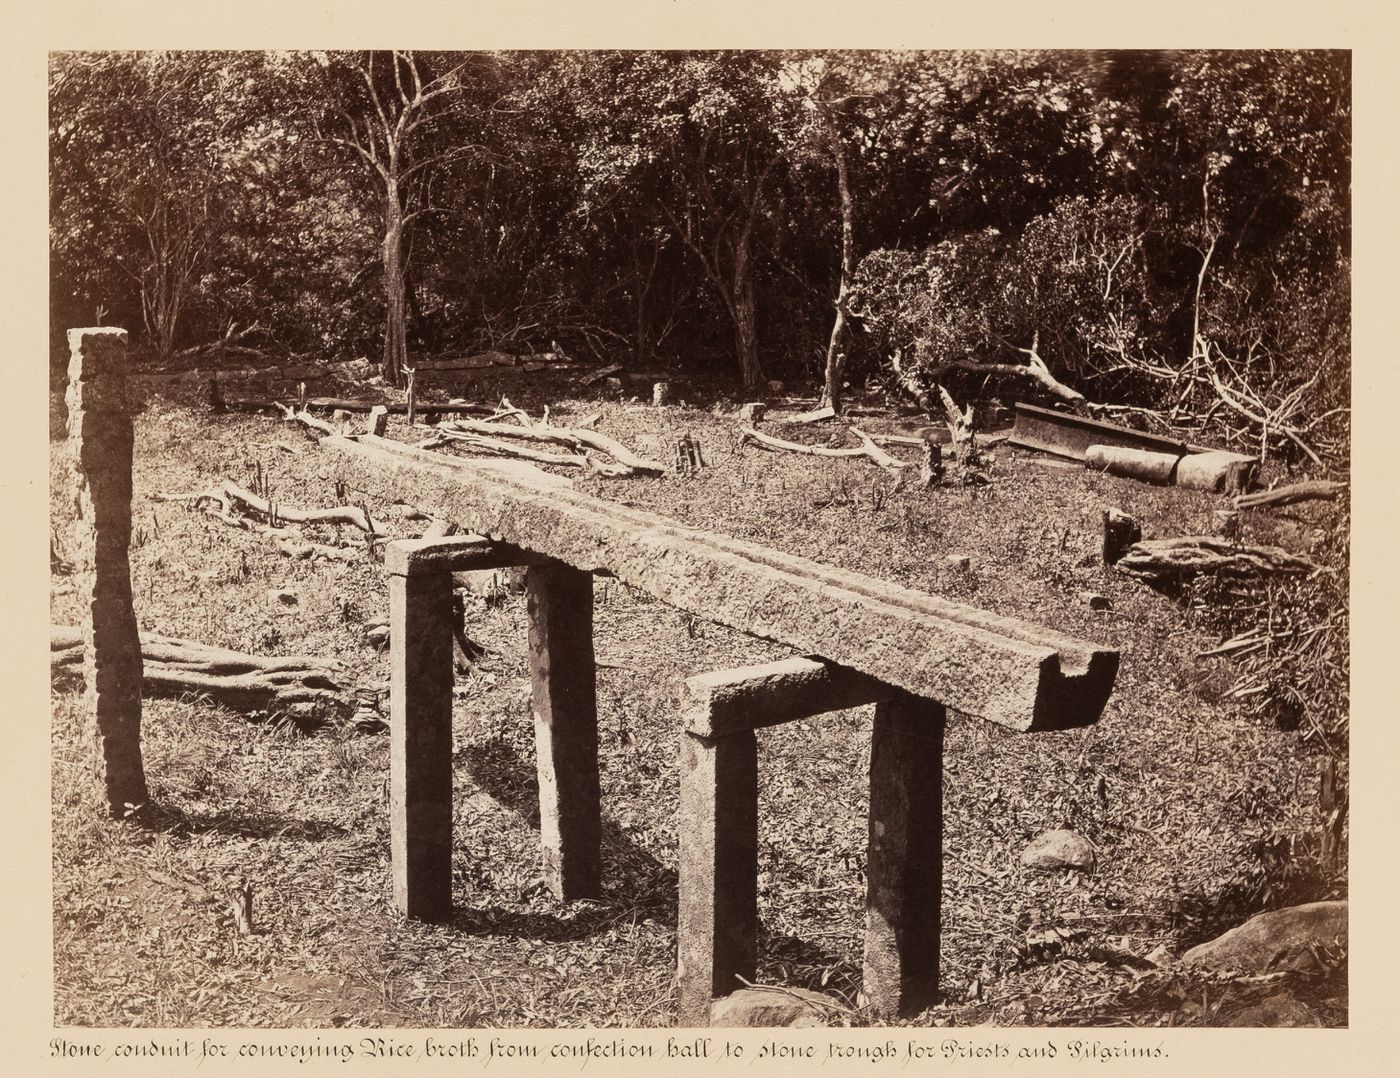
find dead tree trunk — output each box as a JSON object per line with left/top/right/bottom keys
{"left": 383, "top": 189, "right": 409, "bottom": 387}
{"left": 819, "top": 103, "right": 856, "bottom": 414}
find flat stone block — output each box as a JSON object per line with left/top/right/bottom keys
{"left": 682, "top": 657, "right": 891, "bottom": 737}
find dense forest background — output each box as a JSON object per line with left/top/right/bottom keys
{"left": 49, "top": 49, "right": 1350, "bottom": 462}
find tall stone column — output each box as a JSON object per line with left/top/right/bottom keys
{"left": 864, "top": 692, "right": 945, "bottom": 1018}
{"left": 65, "top": 328, "right": 147, "bottom": 816}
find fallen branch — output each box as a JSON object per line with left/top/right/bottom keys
{"left": 739, "top": 424, "right": 903, "bottom": 473}
{"left": 274, "top": 403, "right": 339, "bottom": 437}
{"left": 440, "top": 417, "right": 665, "bottom": 475}
{"left": 220, "top": 480, "right": 377, "bottom": 534}
{"left": 1233, "top": 480, "right": 1347, "bottom": 511}
{"left": 787, "top": 405, "right": 837, "bottom": 425}
{"left": 579, "top": 362, "right": 624, "bottom": 387}
{"left": 849, "top": 427, "right": 908, "bottom": 471}
{"left": 1115, "top": 537, "right": 1323, "bottom": 582}
{"left": 51, "top": 627, "right": 360, "bottom": 723}
{"left": 427, "top": 426, "right": 587, "bottom": 468}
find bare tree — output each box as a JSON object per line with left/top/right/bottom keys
{"left": 313, "top": 51, "right": 471, "bottom": 385}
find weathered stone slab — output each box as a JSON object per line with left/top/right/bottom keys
{"left": 682, "top": 657, "right": 891, "bottom": 737}
{"left": 66, "top": 328, "right": 147, "bottom": 816}
{"left": 527, "top": 561, "right": 602, "bottom": 900}
{"left": 324, "top": 436, "right": 1118, "bottom": 732}
{"left": 864, "top": 693, "right": 944, "bottom": 1019}
{"left": 389, "top": 571, "right": 455, "bottom": 919}
{"left": 677, "top": 730, "right": 758, "bottom": 1027}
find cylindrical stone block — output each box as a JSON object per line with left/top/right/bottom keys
{"left": 66, "top": 328, "right": 147, "bottom": 816}
{"left": 677, "top": 729, "right": 759, "bottom": 1026}
{"left": 390, "top": 570, "right": 456, "bottom": 920}
{"left": 864, "top": 693, "right": 945, "bottom": 1019}
{"left": 527, "top": 561, "right": 602, "bottom": 901}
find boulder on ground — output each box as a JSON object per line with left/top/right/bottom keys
{"left": 709, "top": 987, "right": 836, "bottom": 1028}
{"left": 1021, "top": 829, "right": 1094, "bottom": 872}
{"left": 1182, "top": 900, "right": 1347, "bottom": 974}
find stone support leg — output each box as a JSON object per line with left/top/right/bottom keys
{"left": 864, "top": 693, "right": 945, "bottom": 1019}
{"left": 677, "top": 729, "right": 758, "bottom": 1027}
{"left": 527, "top": 561, "right": 601, "bottom": 900}
{"left": 389, "top": 569, "right": 455, "bottom": 920}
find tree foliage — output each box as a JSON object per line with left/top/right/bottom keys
{"left": 49, "top": 49, "right": 1349, "bottom": 460}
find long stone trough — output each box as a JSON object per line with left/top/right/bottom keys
{"left": 326, "top": 435, "right": 1116, "bottom": 732}
{"left": 321, "top": 433, "right": 1120, "bottom": 1024}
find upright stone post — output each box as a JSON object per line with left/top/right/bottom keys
{"left": 677, "top": 729, "right": 759, "bottom": 1026}
{"left": 864, "top": 693, "right": 945, "bottom": 1019}
{"left": 388, "top": 566, "right": 455, "bottom": 920}
{"left": 526, "top": 560, "right": 601, "bottom": 901}
{"left": 65, "top": 328, "right": 147, "bottom": 817}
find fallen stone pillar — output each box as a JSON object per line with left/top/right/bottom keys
{"left": 527, "top": 560, "right": 602, "bottom": 901}
{"left": 865, "top": 692, "right": 945, "bottom": 1019}
{"left": 677, "top": 729, "right": 758, "bottom": 1027}
{"left": 66, "top": 327, "right": 148, "bottom": 817}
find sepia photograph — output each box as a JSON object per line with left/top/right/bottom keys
{"left": 45, "top": 44, "right": 1350, "bottom": 1038}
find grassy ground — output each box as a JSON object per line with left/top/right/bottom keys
{"left": 50, "top": 367, "right": 1348, "bottom": 1028}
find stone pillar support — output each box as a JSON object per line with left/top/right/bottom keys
{"left": 526, "top": 560, "right": 602, "bottom": 901}
{"left": 388, "top": 569, "right": 455, "bottom": 920}
{"left": 677, "top": 728, "right": 758, "bottom": 1027}
{"left": 387, "top": 535, "right": 550, "bottom": 920}
{"left": 66, "top": 327, "right": 147, "bottom": 817}
{"left": 864, "top": 692, "right": 946, "bottom": 1019}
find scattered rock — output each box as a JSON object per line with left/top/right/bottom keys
{"left": 1181, "top": 901, "right": 1347, "bottom": 974}
{"left": 267, "top": 588, "right": 299, "bottom": 606}
{"left": 709, "top": 987, "right": 835, "bottom": 1028}
{"left": 364, "top": 625, "right": 390, "bottom": 648}
{"left": 1079, "top": 591, "right": 1112, "bottom": 611}
{"left": 943, "top": 555, "right": 971, "bottom": 572}
{"left": 1021, "top": 829, "right": 1094, "bottom": 872}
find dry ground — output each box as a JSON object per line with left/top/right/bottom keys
{"left": 49, "top": 368, "right": 1347, "bottom": 1028}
